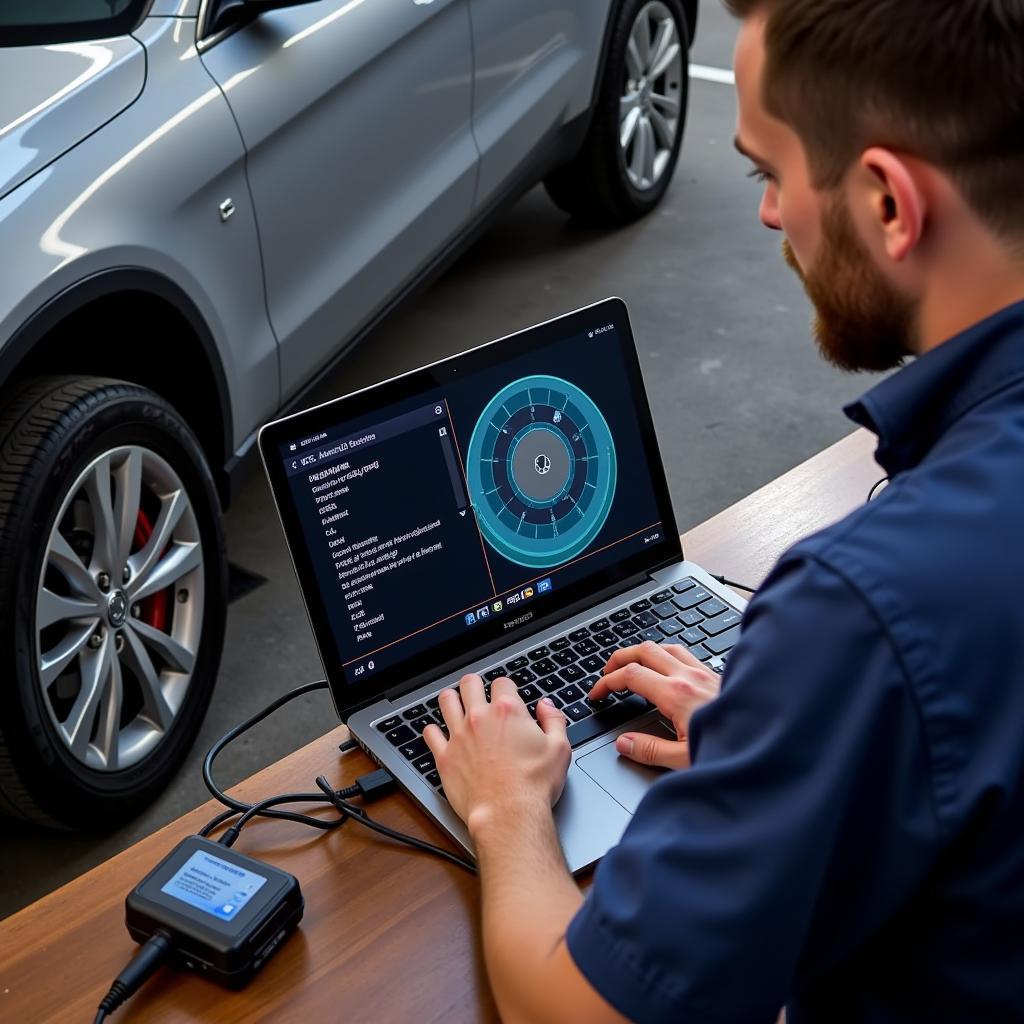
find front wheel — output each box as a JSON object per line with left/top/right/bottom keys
{"left": 0, "top": 377, "right": 227, "bottom": 829}
{"left": 545, "top": 0, "right": 690, "bottom": 224}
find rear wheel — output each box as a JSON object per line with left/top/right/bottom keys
{"left": 0, "top": 377, "right": 227, "bottom": 828}
{"left": 545, "top": 0, "right": 690, "bottom": 224}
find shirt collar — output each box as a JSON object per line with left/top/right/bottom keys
{"left": 844, "top": 300, "right": 1024, "bottom": 477}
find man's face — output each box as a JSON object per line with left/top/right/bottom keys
{"left": 733, "top": 14, "right": 914, "bottom": 372}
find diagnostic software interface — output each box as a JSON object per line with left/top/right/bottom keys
{"left": 275, "top": 318, "right": 667, "bottom": 691}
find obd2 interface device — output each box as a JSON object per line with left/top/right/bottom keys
{"left": 126, "top": 835, "right": 303, "bottom": 988}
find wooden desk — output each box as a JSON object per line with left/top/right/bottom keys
{"left": 0, "top": 430, "right": 880, "bottom": 1023}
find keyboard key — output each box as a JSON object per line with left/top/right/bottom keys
{"left": 507, "top": 656, "right": 529, "bottom": 671}
{"left": 679, "top": 609, "right": 704, "bottom": 627}
{"left": 483, "top": 666, "right": 506, "bottom": 682}
{"left": 580, "top": 654, "right": 605, "bottom": 674}
{"left": 600, "top": 646, "right": 618, "bottom": 661}
{"left": 425, "top": 695, "right": 440, "bottom": 712}
{"left": 681, "top": 627, "right": 706, "bottom": 645}
{"left": 550, "top": 636, "right": 571, "bottom": 651}
{"left": 673, "top": 586, "right": 712, "bottom": 610}
{"left": 633, "top": 611, "right": 658, "bottom": 629}
{"left": 385, "top": 724, "right": 415, "bottom": 746}
{"left": 413, "top": 753, "right": 436, "bottom": 774}
{"left": 629, "top": 598, "right": 652, "bottom": 613}
{"left": 510, "top": 668, "right": 537, "bottom": 686}
{"left": 569, "top": 628, "right": 591, "bottom": 643}
{"left": 640, "top": 627, "right": 663, "bottom": 643}
{"left": 563, "top": 701, "right": 592, "bottom": 723}
{"left": 610, "top": 608, "right": 631, "bottom": 623}
{"left": 532, "top": 658, "right": 557, "bottom": 677}
{"left": 411, "top": 715, "right": 436, "bottom": 734}
{"left": 402, "top": 704, "right": 427, "bottom": 721}
{"left": 672, "top": 579, "right": 696, "bottom": 594}
{"left": 574, "top": 637, "right": 599, "bottom": 656}
{"left": 398, "top": 737, "right": 429, "bottom": 761}
{"left": 697, "top": 598, "right": 728, "bottom": 618}
{"left": 619, "top": 637, "right": 641, "bottom": 648}
{"left": 593, "top": 630, "right": 618, "bottom": 647}
{"left": 537, "top": 674, "right": 563, "bottom": 693}
{"left": 652, "top": 589, "right": 673, "bottom": 604}
{"left": 688, "top": 644, "right": 713, "bottom": 662}
{"left": 613, "top": 621, "right": 639, "bottom": 638}
{"left": 703, "top": 625, "right": 742, "bottom": 655}
{"left": 588, "top": 617, "right": 610, "bottom": 633}
{"left": 585, "top": 694, "right": 617, "bottom": 713}
{"left": 426, "top": 769, "right": 442, "bottom": 788}
{"left": 377, "top": 715, "right": 402, "bottom": 734}
{"left": 658, "top": 618, "right": 684, "bottom": 636}
{"left": 528, "top": 646, "right": 550, "bottom": 661}
{"left": 652, "top": 601, "right": 676, "bottom": 620}
{"left": 558, "top": 663, "right": 586, "bottom": 683}
{"left": 557, "top": 683, "right": 585, "bottom": 704}
{"left": 566, "top": 694, "right": 650, "bottom": 748}
{"left": 553, "top": 649, "right": 579, "bottom": 666}
{"left": 518, "top": 683, "right": 541, "bottom": 703}
{"left": 526, "top": 695, "right": 563, "bottom": 718}
{"left": 700, "top": 610, "right": 743, "bottom": 636}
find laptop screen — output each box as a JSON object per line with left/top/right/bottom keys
{"left": 259, "top": 298, "right": 681, "bottom": 715}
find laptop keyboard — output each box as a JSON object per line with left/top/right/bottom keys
{"left": 375, "top": 578, "right": 742, "bottom": 797}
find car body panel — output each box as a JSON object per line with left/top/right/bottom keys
{"left": 0, "top": 36, "right": 146, "bottom": 203}
{"left": 150, "top": 0, "right": 200, "bottom": 15}
{"left": 199, "top": 0, "right": 478, "bottom": 399}
{"left": 468, "top": 0, "right": 614, "bottom": 208}
{"left": 0, "top": 16, "right": 278, "bottom": 449}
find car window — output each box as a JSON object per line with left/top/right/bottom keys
{"left": 0, "top": 0, "right": 149, "bottom": 45}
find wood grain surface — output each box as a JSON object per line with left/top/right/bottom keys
{"left": 0, "top": 429, "right": 880, "bottom": 1023}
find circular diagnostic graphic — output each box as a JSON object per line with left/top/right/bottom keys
{"left": 466, "top": 375, "right": 617, "bottom": 569}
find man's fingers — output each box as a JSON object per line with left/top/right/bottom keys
{"left": 590, "top": 655, "right": 679, "bottom": 704}
{"left": 490, "top": 675, "right": 518, "bottom": 701}
{"left": 423, "top": 722, "right": 448, "bottom": 757}
{"left": 438, "top": 686, "right": 464, "bottom": 728}
{"left": 458, "top": 672, "right": 486, "bottom": 711}
{"left": 591, "top": 641, "right": 684, "bottom": 699}
{"left": 536, "top": 696, "right": 568, "bottom": 738}
{"left": 615, "top": 731, "right": 690, "bottom": 770}
{"left": 661, "top": 643, "right": 707, "bottom": 671}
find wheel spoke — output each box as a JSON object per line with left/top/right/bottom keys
{"left": 130, "top": 618, "right": 195, "bottom": 674}
{"left": 60, "top": 637, "right": 111, "bottom": 759}
{"left": 649, "top": 105, "right": 676, "bottom": 149}
{"left": 127, "top": 489, "right": 187, "bottom": 592}
{"left": 47, "top": 530, "right": 99, "bottom": 598}
{"left": 84, "top": 454, "right": 117, "bottom": 572}
{"left": 122, "top": 627, "right": 176, "bottom": 732}
{"left": 92, "top": 652, "right": 123, "bottom": 770}
{"left": 113, "top": 448, "right": 143, "bottom": 573}
{"left": 640, "top": 116, "right": 657, "bottom": 185}
{"left": 631, "top": 11, "right": 652, "bottom": 70}
{"left": 620, "top": 104, "right": 642, "bottom": 149}
{"left": 130, "top": 541, "right": 201, "bottom": 603}
{"left": 40, "top": 621, "right": 96, "bottom": 688}
{"left": 647, "top": 19, "right": 679, "bottom": 80}
{"left": 37, "top": 587, "right": 101, "bottom": 631}
{"left": 650, "top": 90, "right": 680, "bottom": 116}
{"left": 625, "top": 35, "right": 644, "bottom": 80}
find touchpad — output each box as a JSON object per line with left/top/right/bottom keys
{"left": 575, "top": 720, "right": 675, "bottom": 813}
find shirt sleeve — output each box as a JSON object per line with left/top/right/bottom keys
{"left": 566, "top": 553, "right": 941, "bottom": 1024}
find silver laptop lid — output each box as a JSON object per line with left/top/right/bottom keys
{"left": 258, "top": 298, "right": 682, "bottom": 721}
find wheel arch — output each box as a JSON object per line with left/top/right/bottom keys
{"left": 0, "top": 268, "right": 234, "bottom": 507}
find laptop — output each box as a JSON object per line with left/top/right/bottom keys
{"left": 258, "top": 297, "right": 746, "bottom": 872}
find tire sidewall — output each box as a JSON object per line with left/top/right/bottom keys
{"left": 0, "top": 382, "right": 227, "bottom": 827}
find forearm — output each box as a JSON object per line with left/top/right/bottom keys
{"left": 470, "top": 800, "right": 584, "bottom": 1024}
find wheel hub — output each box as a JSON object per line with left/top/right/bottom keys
{"left": 106, "top": 589, "right": 128, "bottom": 628}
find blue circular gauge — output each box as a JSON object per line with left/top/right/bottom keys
{"left": 466, "top": 375, "right": 617, "bottom": 569}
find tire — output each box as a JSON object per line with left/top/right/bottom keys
{"left": 545, "top": 0, "right": 690, "bottom": 225}
{"left": 0, "top": 377, "right": 227, "bottom": 829}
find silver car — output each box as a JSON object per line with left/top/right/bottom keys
{"left": 0, "top": 0, "right": 697, "bottom": 827}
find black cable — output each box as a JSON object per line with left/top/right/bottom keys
{"left": 867, "top": 476, "right": 890, "bottom": 502}
{"left": 315, "top": 776, "right": 477, "bottom": 874}
{"left": 93, "top": 930, "right": 173, "bottom": 1023}
{"left": 711, "top": 573, "right": 758, "bottom": 595}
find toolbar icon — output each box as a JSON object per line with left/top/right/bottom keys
{"left": 523, "top": 586, "right": 535, "bottom": 600}
{"left": 537, "top": 578, "right": 552, "bottom": 594}
{"left": 492, "top": 600, "right": 503, "bottom": 613}
{"left": 477, "top": 606, "right": 490, "bottom": 620}
{"left": 465, "top": 611, "right": 477, "bottom": 626}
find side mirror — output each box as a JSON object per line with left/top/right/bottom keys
{"left": 208, "top": 0, "right": 322, "bottom": 38}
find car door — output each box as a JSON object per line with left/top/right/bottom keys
{"left": 198, "top": 0, "right": 478, "bottom": 399}
{"left": 467, "top": 0, "right": 613, "bottom": 209}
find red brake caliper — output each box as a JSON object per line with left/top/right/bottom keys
{"left": 132, "top": 509, "right": 169, "bottom": 631}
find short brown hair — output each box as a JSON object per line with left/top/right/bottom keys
{"left": 725, "top": 0, "right": 1024, "bottom": 241}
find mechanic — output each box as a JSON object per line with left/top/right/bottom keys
{"left": 423, "top": 1, "right": 1024, "bottom": 1021}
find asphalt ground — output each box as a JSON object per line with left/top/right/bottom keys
{"left": 0, "top": 0, "right": 877, "bottom": 919}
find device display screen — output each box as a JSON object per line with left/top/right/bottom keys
{"left": 160, "top": 850, "right": 268, "bottom": 923}
{"left": 262, "top": 300, "right": 680, "bottom": 707}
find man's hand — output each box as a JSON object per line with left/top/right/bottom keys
{"left": 424, "top": 674, "right": 571, "bottom": 832}
{"left": 588, "top": 641, "right": 721, "bottom": 769}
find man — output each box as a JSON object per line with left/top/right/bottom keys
{"left": 423, "top": 1, "right": 1024, "bottom": 1020}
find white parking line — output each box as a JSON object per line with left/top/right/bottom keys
{"left": 690, "top": 64, "right": 736, "bottom": 85}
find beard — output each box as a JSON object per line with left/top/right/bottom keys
{"left": 782, "top": 200, "right": 915, "bottom": 373}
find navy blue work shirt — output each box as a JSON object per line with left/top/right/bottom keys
{"left": 567, "top": 301, "right": 1024, "bottom": 1023}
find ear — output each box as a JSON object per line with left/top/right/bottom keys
{"left": 856, "top": 147, "right": 927, "bottom": 263}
